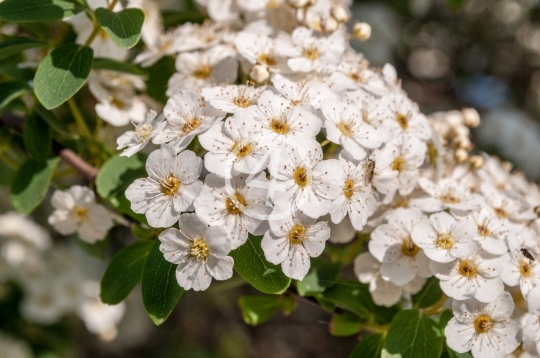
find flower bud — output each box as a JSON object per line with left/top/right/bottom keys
{"left": 469, "top": 155, "right": 484, "bottom": 169}
{"left": 353, "top": 22, "right": 371, "bottom": 41}
{"left": 250, "top": 64, "right": 270, "bottom": 84}
{"left": 321, "top": 16, "right": 339, "bottom": 33}
{"left": 461, "top": 108, "right": 481, "bottom": 128}
{"left": 331, "top": 5, "right": 349, "bottom": 23}
{"left": 454, "top": 148, "right": 469, "bottom": 163}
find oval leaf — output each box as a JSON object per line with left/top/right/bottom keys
{"left": 93, "top": 58, "right": 147, "bottom": 77}
{"left": 382, "top": 309, "right": 444, "bottom": 358}
{"left": 0, "top": 0, "right": 83, "bottom": 22}
{"left": 0, "top": 38, "right": 46, "bottom": 61}
{"left": 95, "top": 8, "right": 144, "bottom": 49}
{"left": 350, "top": 333, "right": 384, "bottom": 358}
{"left": 0, "top": 81, "right": 28, "bottom": 110}
{"left": 23, "top": 114, "right": 52, "bottom": 161}
{"left": 238, "top": 296, "right": 282, "bottom": 326}
{"left": 296, "top": 256, "right": 341, "bottom": 296}
{"left": 412, "top": 276, "right": 443, "bottom": 309}
{"left": 10, "top": 157, "right": 60, "bottom": 214}
{"left": 330, "top": 313, "right": 362, "bottom": 337}
{"left": 34, "top": 44, "right": 93, "bottom": 110}
{"left": 101, "top": 241, "right": 154, "bottom": 304}
{"left": 230, "top": 234, "right": 290, "bottom": 295}
{"left": 141, "top": 240, "right": 184, "bottom": 326}
{"left": 76, "top": 236, "right": 108, "bottom": 259}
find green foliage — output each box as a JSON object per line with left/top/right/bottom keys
{"left": 0, "top": 38, "right": 46, "bottom": 61}
{"left": 412, "top": 276, "right": 443, "bottom": 309}
{"left": 382, "top": 310, "right": 444, "bottom": 358}
{"left": 230, "top": 234, "right": 291, "bottom": 295}
{"left": 296, "top": 256, "right": 341, "bottom": 296}
{"left": 329, "top": 313, "right": 362, "bottom": 337}
{"left": 0, "top": 0, "right": 84, "bottom": 23}
{"left": 0, "top": 81, "right": 28, "bottom": 110}
{"left": 23, "top": 114, "right": 52, "bottom": 161}
{"left": 101, "top": 241, "right": 154, "bottom": 304}
{"left": 131, "top": 223, "right": 156, "bottom": 240}
{"left": 141, "top": 240, "right": 184, "bottom": 326}
{"left": 350, "top": 333, "right": 385, "bottom": 358}
{"left": 34, "top": 104, "right": 73, "bottom": 137}
{"left": 146, "top": 56, "right": 176, "bottom": 103}
{"left": 76, "top": 236, "right": 109, "bottom": 259}
{"left": 10, "top": 157, "right": 60, "bottom": 214}
{"left": 95, "top": 8, "right": 145, "bottom": 49}
{"left": 34, "top": 44, "right": 94, "bottom": 109}
{"left": 93, "top": 58, "right": 147, "bottom": 77}
{"left": 238, "top": 295, "right": 281, "bottom": 326}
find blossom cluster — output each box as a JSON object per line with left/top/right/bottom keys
{"left": 40, "top": 0, "right": 540, "bottom": 356}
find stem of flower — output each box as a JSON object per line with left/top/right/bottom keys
{"left": 67, "top": 98, "right": 91, "bottom": 138}
{"left": 422, "top": 294, "right": 448, "bottom": 316}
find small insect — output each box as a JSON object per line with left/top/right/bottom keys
{"left": 365, "top": 159, "right": 375, "bottom": 185}
{"left": 521, "top": 247, "right": 535, "bottom": 263}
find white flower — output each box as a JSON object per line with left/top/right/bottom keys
{"left": 134, "top": 27, "right": 183, "bottom": 67}
{"left": 388, "top": 93, "right": 432, "bottom": 141}
{"left": 261, "top": 206, "right": 330, "bottom": 280}
{"left": 271, "top": 73, "right": 338, "bottom": 109}
{"left": 445, "top": 292, "right": 520, "bottom": 358}
{"left": 153, "top": 90, "right": 225, "bottom": 153}
{"left": 125, "top": 146, "right": 203, "bottom": 228}
{"left": 480, "top": 182, "right": 536, "bottom": 223}
{"left": 523, "top": 286, "right": 540, "bottom": 352}
{"left": 235, "top": 32, "right": 287, "bottom": 72}
{"left": 268, "top": 138, "right": 342, "bottom": 218}
{"left": 117, "top": 110, "right": 166, "bottom": 157}
{"left": 343, "top": 90, "right": 395, "bottom": 130}
{"left": 326, "top": 52, "right": 386, "bottom": 95}
{"left": 414, "top": 177, "right": 484, "bottom": 213}
{"left": 469, "top": 208, "right": 508, "bottom": 255}
{"left": 368, "top": 208, "right": 432, "bottom": 286}
{"left": 411, "top": 211, "right": 477, "bottom": 263}
{"left": 20, "top": 277, "right": 69, "bottom": 324}
{"left": 193, "top": 173, "right": 272, "bottom": 249}
{"left": 501, "top": 234, "right": 540, "bottom": 299}
{"left": 430, "top": 252, "right": 504, "bottom": 302}
{"left": 159, "top": 213, "right": 234, "bottom": 291}
{"left": 48, "top": 185, "right": 113, "bottom": 243}
{"left": 320, "top": 98, "right": 390, "bottom": 160}
{"left": 201, "top": 84, "right": 266, "bottom": 113}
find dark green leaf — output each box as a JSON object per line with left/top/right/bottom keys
{"left": 412, "top": 276, "right": 443, "bottom": 309}
{"left": 448, "top": 0, "right": 466, "bottom": 10}
{"left": 76, "top": 236, "right": 109, "bottom": 259}
{"left": 141, "top": 240, "right": 184, "bottom": 325}
{"left": 382, "top": 310, "right": 444, "bottom": 358}
{"left": 101, "top": 241, "right": 154, "bottom": 304}
{"left": 162, "top": 11, "right": 207, "bottom": 27}
{"left": 296, "top": 256, "right": 341, "bottom": 296}
{"left": 238, "top": 296, "right": 282, "bottom": 326}
{"left": 34, "top": 44, "right": 93, "bottom": 109}
{"left": 0, "top": 81, "right": 28, "bottom": 109}
{"left": 349, "top": 333, "right": 384, "bottom": 358}
{"left": 0, "top": 0, "right": 83, "bottom": 22}
{"left": 131, "top": 223, "right": 155, "bottom": 240}
{"left": 0, "top": 158, "right": 16, "bottom": 185}
{"left": 330, "top": 313, "right": 362, "bottom": 337}
{"left": 34, "top": 104, "right": 72, "bottom": 137}
{"left": 93, "top": 58, "right": 147, "bottom": 77}
{"left": 230, "top": 234, "right": 290, "bottom": 295}
{"left": 0, "top": 38, "right": 46, "bottom": 60}
{"left": 10, "top": 157, "right": 60, "bottom": 214}
{"left": 23, "top": 114, "right": 52, "bottom": 161}
{"left": 146, "top": 56, "right": 175, "bottom": 103}
{"left": 95, "top": 8, "right": 144, "bottom": 49}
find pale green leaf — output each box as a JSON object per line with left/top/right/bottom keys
{"left": 95, "top": 8, "right": 144, "bottom": 49}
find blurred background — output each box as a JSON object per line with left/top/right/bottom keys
{"left": 2, "top": 0, "right": 540, "bottom": 357}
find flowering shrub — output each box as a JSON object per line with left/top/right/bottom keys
{"left": 0, "top": 0, "right": 539, "bottom": 357}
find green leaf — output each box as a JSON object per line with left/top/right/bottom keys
{"left": 10, "top": 157, "right": 60, "bottom": 214}
{"left": 349, "top": 333, "right": 384, "bottom": 358}
{"left": 0, "top": 38, "right": 46, "bottom": 60}
{"left": 141, "top": 240, "right": 184, "bottom": 326}
{"left": 34, "top": 105, "right": 72, "bottom": 137}
{"left": 448, "top": 0, "right": 466, "bottom": 10}
{"left": 412, "top": 276, "right": 443, "bottom": 309}
{"left": 296, "top": 256, "right": 341, "bottom": 296}
{"left": 382, "top": 310, "right": 444, "bottom": 358}
{"left": 93, "top": 58, "right": 147, "bottom": 77}
{"left": 230, "top": 234, "right": 291, "bottom": 295}
{"left": 101, "top": 241, "right": 154, "bottom": 304}
{"left": 95, "top": 8, "right": 144, "bottom": 49}
{"left": 330, "top": 313, "right": 362, "bottom": 337}
{"left": 34, "top": 43, "right": 93, "bottom": 110}
{"left": 0, "top": 158, "right": 16, "bottom": 185}
{"left": 76, "top": 236, "right": 109, "bottom": 259}
{"left": 146, "top": 56, "right": 175, "bottom": 103}
{"left": 238, "top": 296, "right": 282, "bottom": 326}
{"left": 23, "top": 114, "right": 52, "bottom": 161}
{"left": 0, "top": 81, "right": 28, "bottom": 109}
{"left": 0, "top": 0, "right": 83, "bottom": 22}
{"left": 131, "top": 223, "right": 155, "bottom": 241}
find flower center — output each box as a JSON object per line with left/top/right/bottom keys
{"left": 294, "top": 167, "right": 310, "bottom": 188}
{"left": 258, "top": 53, "right": 276, "bottom": 66}
{"left": 233, "top": 96, "right": 251, "bottom": 108}
{"left": 349, "top": 72, "right": 364, "bottom": 83}
{"left": 401, "top": 237, "right": 420, "bottom": 257}
{"left": 477, "top": 224, "right": 490, "bottom": 237}
{"left": 302, "top": 46, "right": 320, "bottom": 60}
{"left": 396, "top": 113, "right": 408, "bottom": 129}
{"left": 225, "top": 192, "right": 247, "bottom": 215}
{"left": 288, "top": 224, "right": 306, "bottom": 245}
{"left": 110, "top": 96, "right": 126, "bottom": 109}
{"left": 182, "top": 118, "right": 201, "bottom": 133}
{"left": 231, "top": 141, "right": 252, "bottom": 158}
{"left": 73, "top": 207, "right": 88, "bottom": 223}
{"left": 391, "top": 157, "right": 405, "bottom": 173}
{"left": 458, "top": 260, "right": 477, "bottom": 278}
{"left": 435, "top": 233, "right": 454, "bottom": 250}
{"left": 136, "top": 124, "right": 153, "bottom": 142}
{"left": 161, "top": 175, "right": 180, "bottom": 196}
{"left": 338, "top": 121, "right": 354, "bottom": 137}
{"left": 494, "top": 207, "right": 509, "bottom": 219}
{"left": 270, "top": 118, "right": 289, "bottom": 134}
{"left": 343, "top": 179, "right": 355, "bottom": 198}
{"left": 474, "top": 314, "right": 493, "bottom": 334}
{"left": 194, "top": 65, "right": 211, "bottom": 79}
{"left": 440, "top": 190, "right": 459, "bottom": 204}
{"left": 520, "top": 260, "right": 533, "bottom": 277}
{"left": 190, "top": 238, "right": 209, "bottom": 261}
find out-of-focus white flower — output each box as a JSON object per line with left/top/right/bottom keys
{"left": 117, "top": 110, "right": 166, "bottom": 157}
{"left": 0, "top": 333, "right": 33, "bottom": 358}
{"left": 202, "top": 84, "right": 266, "bottom": 113}
{"left": 48, "top": 185, "right": 113, "bottom": 243}
{"left": 523, "top": 286, "right": 540, "bottom": 352}
{"left": 414, "top": 177, "right": 484, "bottom": 213}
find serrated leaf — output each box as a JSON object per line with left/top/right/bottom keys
{"left": 349, "top": 333, "right": 384, "bottom": 358}
{"left": 76, "top": 236, "right": 108, "bottom": 259}
{"left": 330, "top": 313, "right": 362, "bottom": 337}
{"left": 34, "top": 44, "right": 93, "bottom": 110}
{"left": 0, "top": 38, "right": 46, "bottom": 60}
{"left": 412, "top": 276, "right": 443, "bottom": 309}
{"left": 10, "top": 157, "right": 60, "bottom": 214}
{"left": 23, "top": 114, "right": 52, "bottom": 161}
{"left": 0, "top": 81, "right": 28, "bottom": 109}
{"left": 95, "top": 8, "right": 144, "bottom": 49}
{"left": 101, "top": 241, "right": 154, "bottom": 304}
{"left": 141, "top": 240, "right": 184, "bottom": 325}
{"left": 230, "top": 234, "right": 290, "bottom": 295}
{"left": 0, "top": 0, "right": 83, "bottom": 23}
{"left": 238, "top": 296, "right": 282, "bottom": 326}
{"left": 382, "top": 310, "right": 444, "bottom": 358}
{"left": 93, "top": 58, "right": 147, "bottom": 77}
{"left": 296, "top": 256, "right": 341, "bottom": 296}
